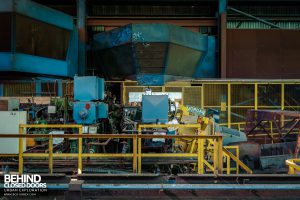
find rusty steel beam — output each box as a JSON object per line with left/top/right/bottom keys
{"left": 220, "top": 12, "right": 227, "bottom": 78}
{"left": 86, "top": 17, "right": 217, "bottom": 27}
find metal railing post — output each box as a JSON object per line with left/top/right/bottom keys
{"left": 218, "top": 137, "right": 223, "bottom": 174}
{"left": 18, "top": 126, "right": 24, "bottom": 175}
{"left": 201, "top": 84, "right": 204, "bottom": 109}
{"left": 236, "top": 147, "right": 239, "bottom": 174}
{"left": 49, "top": 134, "right": 53, "bottom": 174}
{"left": 213, "top": 139, "right": 218, "bottom": 174}
{"left": 138, "top": 126, "right": 142, "bottom": 174}
{"left": 226, "top": 155, "right": 230, "bottom": 175}
{"left": 281, "top": 83, "right": 285, "bottom": 111}
{"left": 254, "top": 83, "right": 258, "bottom": 110}
{"left": 227, "top": 83, "right": 231, "bottom": 128}
{"left": 133, "top": 135, "right": 137, "bottom": 173}
{"left": 78, "top": 126, "right": 83, "bottom": 174}
{"left": 197, "top": 129, "right": 204, "bottom": 174}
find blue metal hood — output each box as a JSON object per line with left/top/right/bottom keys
{"left": 94, "top": 23, "right": 217, "bottom": 85}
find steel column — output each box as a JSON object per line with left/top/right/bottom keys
{"left": 57, "top": 80, "right": 63, "bottom": 97}
{"left": 219, "top": 0, "right": 227, "bottom": 14}
{"left": 0, "top": 84, "right": 3, "bottom": 96}
{"left": 77, "top": 0, "right": 86, "bottom": 76}
{"left": 35, "top": 81, "right": 41, "bottom": 97}
{"left": 219, "top": 0, "right": 227, "bottom": 78}
{"left": 227, "top": 83, "right": 231, "bottom": 128}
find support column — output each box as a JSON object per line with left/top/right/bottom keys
{"left": 35, "top": 81, "right": 42, "bottom": 97}
{"left": 57, "top": 80, "right": 63, "bottom": 97}
{"left": 77, "top": 0, "right": 86, "bottom": 76}
{"left": 219, "top": 0, "right": 227, "bottom": 78}
{"left": 0, "top": 84, "right": 3, "bottom": 97}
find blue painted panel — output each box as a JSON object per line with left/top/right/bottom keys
{"left": 219, "top": 0, "right": 228, "bottom": 14}
{"left": 73, "top": 102, "right": 97, "bottom": 124}
{"left": 93, "top": 23, "right": 217, "bottom": 83}
{"left": 170, "top": 25, "right": 207, "bottom": 52}
{"left": 142, "top": 95, "right": 169, "bottom": 123}
{"left": 133, "top": 24, "right": 169, "bottom": 43}
{"left": 133, "top": 24, "right": 207, "bottom": 51}
{"left": 14, "top": 0, "right": 74, "bottom": 30}
{"left": 0, "top": 53, "right": 13, "bottom": 70}
{"left": 94, "top": 24, "right": 132, "bottom": 50}
{"left": 218, "top": 126, "right": 247, "bottom": 146}
{"left": 13, "top": 53, "right": 68, "bottom": 76}
{"left": 98, "top": 78, "right": 105, "bottom": 100}
{"left": 0, "top": 53, "right": 69, "bottom": 76}
{"left": 66, "top": 28, "right": 79, "bottom": 77}
{"left": 74, "top": 76, "right": 105, "bottom": 101}
{"left": 137, "top": 74, "right": 190, "bottom": 86}
{"left": 137, "top": 74, "right": 165, "bottom": 86}
{"left": 195, "top": 36, "right": 218, "bottom": 78}
{"left": 57, "top": 80, "right": 63, "bottom": 97}
{"left": 0, "top": 84, "right": 3, "bottom": 97}
{"left": 98, "top": 103, "right": 108, "bottom": 119}
{"left": 0, "top": 0, "right": 13, "bottom": 12}
{"left": 35, "top": 81, "right": 41, "bottom": 97}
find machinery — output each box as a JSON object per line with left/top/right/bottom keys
{"left": 142, "top": 95, "right": 169, "bottom": 123}
{"left": 0, "top": 76, "right": 298, "bottom": 175}
{"left": 73, "top": 76, "right": 108, "bottom": 125}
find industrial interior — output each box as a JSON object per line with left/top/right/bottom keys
{"left": 0, "top": 0, "right": 300, "bottom": 199}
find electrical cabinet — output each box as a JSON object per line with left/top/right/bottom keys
{"left": 142, "top": 95, "right": 168, "bottom": 123}
{"left": 0, "top": 111, "right": 26, "bottom": 154}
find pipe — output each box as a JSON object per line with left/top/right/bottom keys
{"left": 33, "top": 183, "right": 300, "bottom": 191}
{"left": 79, "top": 184, "right": 300, "bottom": 190}
{"left": 228, "top": 7, "right": 280, "bottom": 29}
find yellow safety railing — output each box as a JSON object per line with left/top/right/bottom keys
{"left": 223, "top": 147, "right": 252, "bottom": 174}
{"left": 0, "top": 123, "right": 238, "bottom": 175}
{"left": 137, "top": 124, "right": 224, "bottom": 174}
{"left": 286, "top": 158, "right": 300, "bottom": 174}
{"left": 224, "top": 146, "right": 240, "bottom": 174}
{"left": 204, "top": 139, "right": 252, "bottom": 174}
{"left": 122, "top": 81, "right": 300, "bottom": 128}
{"left": 9, "top": 124, "right": 137, "bottom": 175}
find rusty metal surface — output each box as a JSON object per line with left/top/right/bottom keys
{"left": 15, "top": 14, "right": 70, "bottom": 60}
{"left": 245, "top": 109, "right": 300, "bottom": 144}
{"left": 226, "top": 29, "right": 300, "bottom": 78}
{"left": 220, "top": 13, "right": 227, "bottom": 78}
{"left": 0, "top": 100, "right": 8, "bottom": 111}
{"left": 87, "top": 18, "right": 217, "bottom": 32}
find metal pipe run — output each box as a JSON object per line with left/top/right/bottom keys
{"left": 43, "top": 184, "right": 300, "bottom": 190}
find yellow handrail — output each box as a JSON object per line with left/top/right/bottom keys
{"left": 286, "top": 158, "right": 300, "bottom": 174}
{"left": 223, "top": 148, "right": 253, "bottom": 174}
{"left": 0, "top": 124, "right": 228, "bottom": 175}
